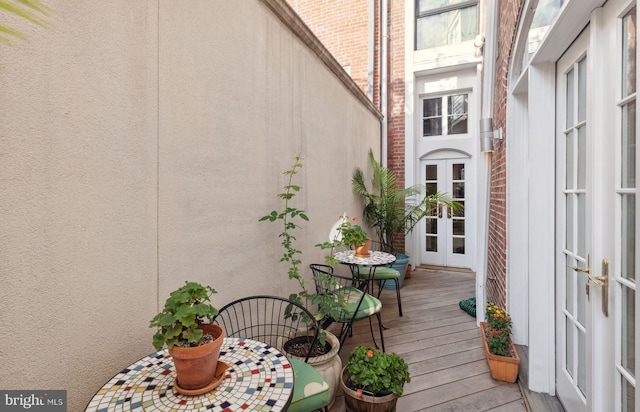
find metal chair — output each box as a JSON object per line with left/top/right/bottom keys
{"left": 213, "top": 295, "right": 330, "bottom": 412}
{"left": 353, "top": 239, "right": 403, "bottom": 316}
{"left": 310, "top": 263, "right": 385, "bottom": 353}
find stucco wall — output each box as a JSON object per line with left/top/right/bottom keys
{"left": 0, "top": 1, "right": 381, "bottom": 410}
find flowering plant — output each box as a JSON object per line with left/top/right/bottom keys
{"left": 344, "top": 346, "right": 410, "bottom": 397}
{"left": 485, "top": 302, "right": 513, "bottom": 357}
{"left": 337, "top": 217, "right": 368, "bottom": 247}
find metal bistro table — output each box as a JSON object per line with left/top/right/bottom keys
{"left": 85, "top": 337, "right": 294, "bottom": 412}
{"left": 334, "top": 249, "right": 397, "bottom": 291}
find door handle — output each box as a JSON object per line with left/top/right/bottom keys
{"left": 568, "top": 259, "right": 609, "bottom": 317}
{"left": 437, "top": 204, "right": 443, "bottom": 218}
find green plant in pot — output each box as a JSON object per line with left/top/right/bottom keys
{"left": 149, "top": 281, "right": 224, "bottom": 393}
{"left": 260, "top": 155, "right": 345, "bottom": 407}
{"left": 352, "top": 148, "right": 462, "bottom": 288}
{"left": 335, "top": 216, "right": 371, "bottom": 257}
{"left": 340, "top": 346, "right": 411, "bottom": 411}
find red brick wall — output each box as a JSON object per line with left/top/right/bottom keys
{"left": 486, "top": 0, "right": 525, "bottom": 307}
{"left": 288, "top": 0, "right": 406, "bottom": 251}
{"left": 287, "top": 0, "right": 372, "bottom": 99}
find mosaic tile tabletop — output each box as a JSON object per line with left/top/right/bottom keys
{"left": 334, "top": 250, "right": 396, "bottom": 266}
{"left": 86, "top": 338, "right": 294, "bottom": 411}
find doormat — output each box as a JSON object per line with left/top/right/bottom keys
{"left": 459, "top": 297, "right": 476, "bottom": 318}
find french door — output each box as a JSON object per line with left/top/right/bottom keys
{"left": 420, "top": 158, "right": 468, "bottom": 268}
{"left": 555, "top": 3, "right": 637, "bottom": 410}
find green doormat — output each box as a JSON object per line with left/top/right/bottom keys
{"left": 459, "top": 297, "right": 476, "bottom": 318}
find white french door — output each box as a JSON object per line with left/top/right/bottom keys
{"left": 555, "top": 3, "right": 638, "bottom": 411}
{"left": 420, "top": 158, "right": 468, "bottom": 268}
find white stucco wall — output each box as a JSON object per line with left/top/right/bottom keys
{"left": 0, "top": 1, "right": 380, "bottom": 409}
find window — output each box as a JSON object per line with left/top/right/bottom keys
{"left": 416, "top": 0, "right": 478, "bottom": 50}
{"left": 422, "top": 94, "right": 469, "bottom": 137}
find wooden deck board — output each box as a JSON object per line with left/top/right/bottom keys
{"left": 328, "top": 266, "right": 527, "bottom": 412}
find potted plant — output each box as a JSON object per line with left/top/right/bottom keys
{"left": 260, "top": 155, "right": 343, "bottom": 407}
{"left": 480, "top": 302, "right": 520, "bottom": 382}
{"left": 149, "top": 281, "right": 224, "bottom": 394}
{"left": 352, "top": 148, "right": 462, "bottom": 288}
{"left": 336, "top": 216, "right": 371, "bottom": 257}
{"left": 340, "top": 346, "right": 411, "bottom": 412}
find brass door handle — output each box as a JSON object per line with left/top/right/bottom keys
{"left": 569, "top": 260, "right": 608, "bottom": 317}
{"left": 568, "top": 265, "right": 590, "bottom": 273}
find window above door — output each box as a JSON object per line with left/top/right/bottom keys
{"left": 421, "top": 93, "right": 469, "bottom": 138}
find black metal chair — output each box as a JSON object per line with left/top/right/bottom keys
{"left": 213, "top": 296, "right": 330, "bottom": 412}
{"left": 353, "top": 239, "right": 403, "bottom": 316}
{"left": 310, "top": 264, "right": 385, "bottom": 353}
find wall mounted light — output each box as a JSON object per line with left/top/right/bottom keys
{"left": 479, "top": 117, "right": 503, "bottom": 153}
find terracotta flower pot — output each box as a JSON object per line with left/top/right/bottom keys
{"left": 480, "top": 322, "right": 520, "bottom": 383}
{"left": 340, "top": 367, "right": 398, "bottom": 412}
{"left": 169, "top": 323, "right": 224, "bottom": 391}
{"left": 355, "top": 238, "right": 372, "bottom": 257}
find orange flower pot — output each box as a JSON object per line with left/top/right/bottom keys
{"left": 480, "top": 322, "right": 520, "bottom": 383}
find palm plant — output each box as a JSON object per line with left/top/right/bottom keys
{"left": 352, "top": 149, "right": 462, "bottom": 253}
{"left": 1, "top": 0, "right": 52, "bottom": 44}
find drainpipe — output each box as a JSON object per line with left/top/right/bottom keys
{"left": 380, "top": 0, "right": 388, "bottom": 166}
{"left": 477, "top": 0, "right": 498, "bottom": 326}
{"left": 368, "top": 0, "right": 375, "bottom": 101}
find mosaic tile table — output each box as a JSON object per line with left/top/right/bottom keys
{"left": 85, "top": 338, "right": 294, "bottom": 412}
{"left": 334, "top": 250, "right": 396, "bottom": 287}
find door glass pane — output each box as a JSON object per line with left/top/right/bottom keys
{"left": 622, "top": 101, "right": 636, "bottom": 189}
{"left": 577, "top": 126, "right": 586, "bottom": 189}
{"left": 566, "top": 318, "right": 574, "bottom": 376}
{"left": 566, "top": 130, "right": 575, "bottom": 189}
{"left": 622, "top": 194, "right": 636, "bottom": 281}
{"left": 578, "top": 58, "right": 587, "bottom": 122}
{"left": 577, "top": 193, "right": 586, "bottom": 257}
{"left": 578, "top": 328, "right": 586, "bottom": 395}
{"left": 425, "top": 218, "right": 438, "bottom": 234}
{"left": 623, "top": 9, "right": 637, "bottom": 97}
{"left": 425, "top": 164, "right": 438, "bottom": 180}
{"left": 567, "top": 68, "right": 575, "bottom": 126}
{"left": 453, "top": 220, "right": 465, "bottom": 235}
{"left": 426, "top": 182, "right": 438, "bottom": 196}
{"left": 452, "top": 237, "right": 465, "bottom": 254}
{"left": 565, "top": 263, "right": 574, "bottom": 316}
{"left": 453, "top": 200, "right": 465, "bottom": 217}
{"left": 622, "top": 286, "right": 636, "bottom": 375}
{"left": 425, "top": 235, "right": 437, "bottom": 252}
{"left": 566, "top": 194, "right": 574, "bottom": 251}
{"left": 447, "top": 94, "right": 468, "bottom": 134}
{"left": 623, "top": 379, "right": 635, "bottom": 412}
{"left": 452, "top": 182, "right": 465, "bottom": 198}
{"left": 452, "top": 163, "right": 465, "bottom": 180}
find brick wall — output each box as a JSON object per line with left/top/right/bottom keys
{"left": 288, "top": 0, "right": 406, "bottom": 251}
{"left": 288, "top": 0, "right": 372, "bottom": 99}
{"left": 486, "top": 0, "right": 525, "bottom": 307}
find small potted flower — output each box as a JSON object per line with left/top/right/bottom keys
{"left": 337, "top": 217, "right": 370, "bottom": 257}
{"left": 480, "top": 302, "right": 520, "bottom": 382}
{"left": 149, "top": 281, "right": 225, "bottom": 394}
{"left": 340, "top": 346, "right": 411, "bottom": 412}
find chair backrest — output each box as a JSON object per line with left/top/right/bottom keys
{"left": 212, "top": 295, "right": 320, "bottom": 362}
{"left": 309, "top": 264, "right": 369, "bottom": 324}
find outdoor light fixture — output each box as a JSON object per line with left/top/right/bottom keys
{"left": 479, "top": 117, "right": 503, "bottom": 153}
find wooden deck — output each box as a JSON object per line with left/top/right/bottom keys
{"left": 327, "top": 266, "right": 528, "bottom": 412}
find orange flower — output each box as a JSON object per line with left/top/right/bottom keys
{"left": 367, "top": 350, "right": 374, "bottom": 358}
{"left": 356, "top": 389, "right": 363, "bottom": 398}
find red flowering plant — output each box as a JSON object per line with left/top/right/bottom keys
{"left": 485, "top": 302, "right": 513, "bottom": 357}
{"left": 344, "top": 346, "right": 410, "bottom": 397}
{"left": 337, "top": 216, "right": 368, "bottom": 247}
